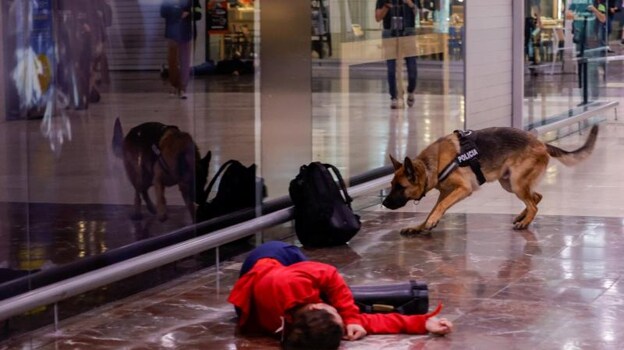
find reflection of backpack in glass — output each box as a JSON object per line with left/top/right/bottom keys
{"left": 289, "top": 162, "right": 361, "bottom": 247}
{"left": 196, "top": 159, "right": 266, "bottom": 221}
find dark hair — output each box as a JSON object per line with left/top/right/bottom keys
{"left": 282, "top": 309, "right": 343, "bottom": 350}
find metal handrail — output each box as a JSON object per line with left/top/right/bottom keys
{"left": 0, "top": 174, "right": 392, "bottom": 321}
{"left": 529, "top": 101, "right": 618, "bottom": 135}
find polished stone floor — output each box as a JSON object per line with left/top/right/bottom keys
{"left": 2, "top": 118, "right": 624, "bottom": 348}
{"left": 3, "top": 209, "right": 624, "bottom": 349}
{"left": 1, "top": 45, "right": 624, "bottom": 348}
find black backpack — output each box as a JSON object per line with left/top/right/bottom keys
{"left": 288, "top": 162, "right": 361, "bottom": 247}
{"left": 197, "top": 160, "right": 266, "bottom": 221}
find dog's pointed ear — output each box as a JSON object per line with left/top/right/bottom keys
{"left": 112, "top": 117, "right": 124, "bottom": 158}
{"left": 389, "top": 154, "right": 402, "bottom": 170}
{"left": 201, "top": 150, "right": 212, "bottom": 167}
{"left": 404, "top": 156, "right": 416, "bottom": 183}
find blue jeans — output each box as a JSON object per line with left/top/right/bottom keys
{"left": 382, "top": 28, "right": 417, "bottom": 100}
{"left": 239, "top": 241, "right": 308, "bottom": 276}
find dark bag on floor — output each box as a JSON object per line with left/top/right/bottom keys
{"left": 288, "top": 162, "right": 361, "bottom": 247}
{"left": 351, "top": 280, "right": 429, "bottom": 315}
{"left": 197, "top": 159, "right": 266, "bottom": 221}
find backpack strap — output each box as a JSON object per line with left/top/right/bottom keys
{"left": 204, "top": 159, "right": 239, "bottom": 199}
{"left": 323, "top": 163, "right": 354, "bottom": 205}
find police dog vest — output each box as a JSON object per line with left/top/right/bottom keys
{"left": 438, "top": 130, "right": 486, "bottom": 185}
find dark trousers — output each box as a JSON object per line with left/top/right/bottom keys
{"left": 382, "top": 28, "right": 417, "bottom": 100}
{"left": 167, "top": 39, "right": 192, "bottom": 92}
{"left": 239, "top": 241, "right": 308, "bottom": 276}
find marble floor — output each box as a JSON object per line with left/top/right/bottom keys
{"left": 1, "top": 49, "right": 624, "bottom": 348}
{"left": 2, "top": 111, "right": 624, "bottom": 348}
{"left": 3, "top": 209, "right": 624, "bottom": 349}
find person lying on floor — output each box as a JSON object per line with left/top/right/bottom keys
{"left": 228, "top": 241, "right": 453, "bottom": 349}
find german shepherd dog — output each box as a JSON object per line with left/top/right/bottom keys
{"left": 112, "top": 118, "right": 211, "bottom": 222}
{"left": 383, "top": 125, "right": 599, "bottom": 234}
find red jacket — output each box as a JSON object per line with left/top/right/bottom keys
{"left": 227, "top": 258, "right": 442, "bottom": 336}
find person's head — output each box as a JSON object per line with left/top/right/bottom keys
{"left": 282, "top": 303, "right": 344, "bottom": 350}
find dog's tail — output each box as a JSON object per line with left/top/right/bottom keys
{"left": 112, "top": 117, "right": 124, "bottom": 158}
{"left": 546, "top": 124, "right": 598, "bottom": 166}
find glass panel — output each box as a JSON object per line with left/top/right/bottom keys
{"left": 0, "top": 0, "right": 260, "bottom": 333}
{"left": 311, "top": 0, "right": 465, "bottom": 178}
{"left": 523, "top": 0, "right": 611, "bottom": 130}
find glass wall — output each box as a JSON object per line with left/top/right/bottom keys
{"left": 0, "top": 0, "right": 263, "bottom": 332}
{"left": 310, "top": 0, "right": 465, "bottom": 179}
{"left": 523, "top": 0, "right": 611, "bottom": 130}
{"left": 0, "top": 0, "right": 465, "bottom": 335}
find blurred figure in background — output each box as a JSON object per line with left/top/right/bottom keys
{"left": 160, "top": 0, "right": 202, "bottom": 100}
{"left": 375, "top": 0, "right": 421, "bottom": 110}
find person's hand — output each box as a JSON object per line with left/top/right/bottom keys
{"left": 343, "top": 324, "right": 367, "bottom": 341}
{"left": 425, "top": 317, "right": 453, "bottom": 335}
{"left": 181, "top": 11, "right": 190, "bottom": 19}
{"left": 565, "top": 9, "right": 575, "bottom": 20}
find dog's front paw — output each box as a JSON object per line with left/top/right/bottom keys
{"left": 513, "top": 212, "right": 526, "bottom": 224}
{"left": 400, "top": 226, "right": 428, "bottom": 236}
{"left": 513, "top": 221, "right": 530, "bottom": 230}
{"left": 424, "top": 220, "right": 439, "bottom": 231}
{"left": 146, "top": 203, "right": 157, "bottom": 215}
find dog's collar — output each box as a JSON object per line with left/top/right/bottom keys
{"left": 413, "top": 172, "right": 428, "bottom": 204}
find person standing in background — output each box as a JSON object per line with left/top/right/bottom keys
{"left": 160, "top": 0, "right": 202, "bottom": 100}
{"left": 524, "top": 0, "right": 541, "bottom": 66}
{"left": 375, "top": 0, "right": 421, "bottom": 110}
{"left": 606, "top": 0, "right": 622, "bottom": 51}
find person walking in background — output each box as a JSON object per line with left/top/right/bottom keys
{"left": 606, "top": 0, "right": 622, "bottom": 51}
{"left": 375, "top": 0, "right": 421, "bottom": 109}
{"left": 160, "top": 0, "right": 202, "bottom": 100}
{"left": 524, "top": 0, "right": 541, "bottom": 66}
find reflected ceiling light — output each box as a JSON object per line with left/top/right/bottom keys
{"left": 601, "top": 331, "right": 614, "bottom": 342}
{"left": 160, "top": 333, "right": 176, "bottom": 348}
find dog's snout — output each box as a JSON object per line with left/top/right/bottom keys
{"left": 381, "top": 197, "right": 390, "bottom": 208}
{"left": 382, "top": 194, "right": 407, "bottom": 210}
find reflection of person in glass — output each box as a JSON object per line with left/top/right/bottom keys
{"left": 568, "top": 0, "right": 606, "bottom": 100}
{"left": 160, "top": 0, "right": 202, "bottom": 100}
{"left": 524, "top": 0, "right": 541, "bottom": 66}
{"left": 375, "top": 0, "right": 421, "bottom": 109}
{"left": 606, "top": 0, "right": 622, "bottom": 51}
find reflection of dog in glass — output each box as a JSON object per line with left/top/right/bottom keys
{"left": 112, "top": 118, "right": 211, "bottom": 222}
{"left": 383, "top": 125, "right": 599, "bottom": 234}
